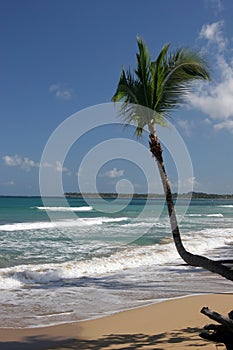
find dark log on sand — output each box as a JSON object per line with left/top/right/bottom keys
{"left": 200, "top": 307, "right": 233, "bottom": 350}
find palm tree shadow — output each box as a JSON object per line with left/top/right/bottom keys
{"left": 50, "top": 327, "right": 210, "bottom": 349}
{"left": 0, "top": 327, "right": 210, "bottom": 349}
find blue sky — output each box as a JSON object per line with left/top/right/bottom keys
{"left": 1, "top": 0, "right": 233, "bottom": 195}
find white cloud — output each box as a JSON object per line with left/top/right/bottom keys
{"left": 3, "top": 155, "right": 22, "bottom": 166}
{"left": 214, "top": 119, "right": 233, "bottom": 132}
{"left": 21, "top": 157, "right": 38, "bottom": 170}
{"left": 188, "top": 21, "right": 233, "bottom": 133}
{"left": 189, "top": 77, "right": 233, "bottom": 120}
{"left": 54, "top": 161, "right": 70, "bottom": 174}
{"left": 199, "top": 21, "right": 227, "bottom": 51}
{"left": 49, "top": 83, "right": 73, "bottom": 100}
{"left": 101, "top": 167, "right": 124, "bottom": 178}
{"left": 41, "top": 161, "right": 71, "bottom": 174}
{"left": 3, "top": 155, "right": 39, "bottom": 171}
{"left": 3, "top": 155, "right": 70, "bottom": 174}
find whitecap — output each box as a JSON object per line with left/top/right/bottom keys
{"left": 0, "top": 217, "right": 129, "bottom": 232}
{"left": 35, "top": 206, "right": 93, "bottom": 212}
{"left": 218, "top": 205, "right": 233, "bottom": 208}
{"left": 207, "top": 214, "right": 224, "bottom": 217}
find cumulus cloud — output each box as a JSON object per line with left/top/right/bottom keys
{"left": 3, "top": 155, "right": 70, "bottom": 174}
{"left": 3, "top": 155, "right": 39, "bottom": 171}
{"left": 101, "top": 168, "right": 124, "bottom": 178}
{"left": 49, "top": 84, "right": 73, "bottom": 100}
{"left": 188, "top": 20, "right": 233, "bottom": 133}
{"left": 199, "top": 21, "right": 227, "bottom": 51}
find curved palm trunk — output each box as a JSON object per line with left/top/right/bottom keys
{"left": 149, "top": 134, "right": 233, "bottom": 282}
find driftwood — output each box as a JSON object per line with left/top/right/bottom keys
{"left": 200, "top": 307, "right": 233, "bottom": 349}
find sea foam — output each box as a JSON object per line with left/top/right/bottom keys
{"left": 186, "top": 213, "right": 224, "bottom": 217}
{"left": 35, "top": 206, "right": 93, "bottom": 211}
{"left": 0, "top": 217, "right": 129, "bottom": 232}
{"left": 1, "top": 226, "right": 233, "bottom": 288}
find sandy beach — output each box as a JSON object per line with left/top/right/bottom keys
{"left": 0, "top": 293, "right": 232, "bottom": 349}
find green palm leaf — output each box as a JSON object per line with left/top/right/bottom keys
{"left": 112, "top": 37, "right": 210, "bottom": 135}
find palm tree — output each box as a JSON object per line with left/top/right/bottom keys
{"left": 112, "top": 37, "right": 233, "bottom": 281}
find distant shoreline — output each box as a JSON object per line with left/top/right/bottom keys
{"left": 1, "top": 191, "right": 233, "bottom": 199}
{"left": 64, "top": 191, "right": 233, "bottom": 200}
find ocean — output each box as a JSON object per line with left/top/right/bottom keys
{"left": 0, "top": 195, "right": 233, "bottom": 328}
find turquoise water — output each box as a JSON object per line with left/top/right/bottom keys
{"left": 0, "top": 196, "right": 233, "bottom": 327}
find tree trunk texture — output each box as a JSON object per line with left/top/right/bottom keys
{"left": 149, "top": 133, "right": 233, "bottom": 282}
{"left": 200, "top": 307, "right": 233, "bottom": 349}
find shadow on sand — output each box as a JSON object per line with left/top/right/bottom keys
{"left": 0, "top": 327, "right": 211, "bottom": 349}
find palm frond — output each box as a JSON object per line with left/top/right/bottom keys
{"left": 151, "top": 43, "right": 170, "bottom": 110}
{"left": 134, "top": 37, "right": 152, "bottom": 107}
{"left": 112, "top": 38, "right": 210, "bottom": 136}
{"left": 155, "top": 48, "right": 210, "bottom": 117}
{"left": 112, "top": 68, "right": 138, "bottom": 104}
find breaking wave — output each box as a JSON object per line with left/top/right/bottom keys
{"left": 34, "top": 206, "right": 93, "bottom": 212}
{"left": 0, "top": 217, "right": 129, "bottom": 232}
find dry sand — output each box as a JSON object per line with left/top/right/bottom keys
{"left": 0, "top": 293, "right": 232, "bottom": 349}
